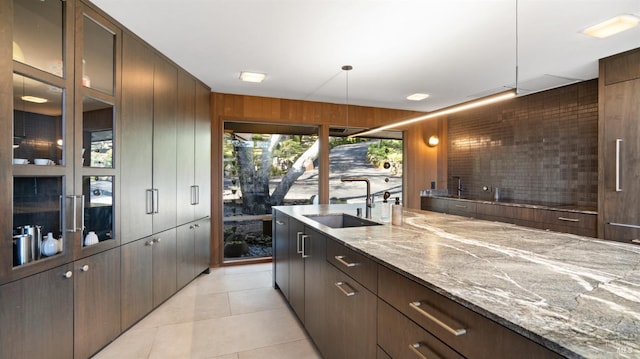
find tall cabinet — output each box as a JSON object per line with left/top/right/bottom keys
{"left": 598, "top": 48, "right": 640, "bottom": 244}
{"left": 1, "top": 0, "right": 211, "bottom": 358}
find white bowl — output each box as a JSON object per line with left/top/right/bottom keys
{"left": 13, "top": 158, "right": 28, "bottom": 165}
{"left": 34, "top": 158, "right": 53, "bottom": 165}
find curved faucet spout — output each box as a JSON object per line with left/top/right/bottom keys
{"left": 340, "top": 177, "right": 372, "bottom": 219}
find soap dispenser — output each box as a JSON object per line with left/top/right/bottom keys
{"left": 381, "top": 191, "right": 391, "bottom": 222}
{"left": 392, "top": 197, "right": 403, "bottom": 225}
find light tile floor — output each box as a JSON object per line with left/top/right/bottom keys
{"left": 94, "top": 263, "right": 323, "bottom": 359}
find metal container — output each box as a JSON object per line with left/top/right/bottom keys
{"left": 20, "top": 225, "right": 42, "bottom": 261}
{"left": 13, "top": 234, "right": 32, "bottom": 265}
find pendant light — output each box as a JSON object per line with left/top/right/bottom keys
{"left": 342, "top": 65, "right": 352, "bottom": 132}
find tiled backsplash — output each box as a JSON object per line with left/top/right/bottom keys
{"left": 447, "top": 80, "right": 598, "bottom": 208}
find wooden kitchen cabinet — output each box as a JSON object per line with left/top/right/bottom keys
{"left": 152, "top": 228, "right": 177, "bottom": 307}
{"left": 73, "top": 247, "right": 121, "bottom": 359}
{"left": 378, "top": 266, "right": 562, "bottom": 359}
{"left": 0, "top": 263, "right": 74, "bottom": 359}
{"left": 177, "top": 218, "right": 211, "bottom": 289}
{"left": 288, "top": 217, "right": 306, "bottom": 321}
{"left": 599, "top": 48, "right": 640, "bottom": 244}
{"left": 325, "top": 259, "right": 377, "bottom": 359}
{"left": 273, "top": 211, "right": 290, "bottom": 299}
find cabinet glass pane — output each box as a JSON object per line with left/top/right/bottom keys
{"left": 82, "top": 15, "right": 115, "bottom": 94}
{"left": 82, "top": 97, "right": 113, "bottom": 168}
{"left": 13, "top": 177, "right": 65, "bottom": 266}
{"left": 82, "top": 176, "right": 114, "bottom": 246}
{"left": 13, "top": 73, "right": 64, "bottom": 166}
{"left": 12, "top": 0, "right": 64, "bottom": 77}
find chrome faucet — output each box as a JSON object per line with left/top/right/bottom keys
{"left": 341, "top": 177, "right": 373, "bottom": 219}
{"left": 452, "top": 176, "right": 462, "bottom": 198}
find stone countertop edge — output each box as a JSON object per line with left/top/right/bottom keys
{"left": 273, "top": 204, "right": 640, "bottom": 359}
{"left": 421, "top": 195, "right": 597, "bottom": 214}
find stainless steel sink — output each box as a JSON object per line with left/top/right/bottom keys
{"left": 303, "top": 213, "right": 382, "bottom": 228}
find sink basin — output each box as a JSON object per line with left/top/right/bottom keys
{"left": 303, "top": 213, "right": 382, "bottom": 228}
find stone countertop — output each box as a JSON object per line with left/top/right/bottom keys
{"left": 274, "top": 204, "right": 640, "bottom": 358}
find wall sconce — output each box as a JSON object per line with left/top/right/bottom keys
{"left": 427, "top": 135, "right": 439, "bottom": 147}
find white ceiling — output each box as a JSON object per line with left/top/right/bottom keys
{"left": 92, "top": 0, "right": 640, "bottom": 112}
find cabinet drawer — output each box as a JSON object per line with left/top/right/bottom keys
{"left": 378, "top": 266, "right": 562, "bottom": 359}
{"left": 378, "top": 299, "right": 464, "bottom": 359}
{"left": 535, "top": 210, "right": 597, "bottom": 237}
{"left": 327, "top": 238, "right": 377, "bottom": 293}
{"left": 447, "top": 200, "right": 476, "bottom": 217}
{"left": 421, "top": 197, "right": 448, "bottom": 213}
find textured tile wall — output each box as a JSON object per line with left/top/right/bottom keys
{"left": 447, "top": 80, "right": 598, "bottom": 208}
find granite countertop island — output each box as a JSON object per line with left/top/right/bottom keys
{"left": 275, "top": 204, "right": 640, "bottom": 358}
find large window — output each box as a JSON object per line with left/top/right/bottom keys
{"left": 329, "top": 131, "right": 403, "bottom": 207}
{"left": 223, "top": 122, "right": 318, "bottom": 261}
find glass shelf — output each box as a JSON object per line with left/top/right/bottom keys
{"left": 13, "top": 73, "right": 64, "bottom": 166}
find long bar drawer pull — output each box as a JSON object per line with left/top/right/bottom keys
{"left": 608, "top": 222, "right": 640, "bottom": 229}
{"left": 409, "top": 342, "right": 441, "bottom": 359}
{"left": 335, "top": 281, "right": 357, "bottom": 297}
{"left": 335, "top": 255, "right": 358, "bottom": 268}
{"left": 454, "top": 205, "right": 467, "bottom": 208}
{"left": 616, "top": 138, "right": 622, "bottom": 192}
{"left": 557, "top": 217, "right": 580, "bottom": 222}
{"left": 410, "top": 301, "right": 467, "bottom": 336}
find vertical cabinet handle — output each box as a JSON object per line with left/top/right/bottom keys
{"left": 409, "top": 301, "right": 467, "bottom": 336}
{"left": 301, "top": 234, "right": 310, "bottom": 258}
{"left": 146, "top": 189, "right": 154, "bottom": 214}
{"left": 334, "top": 281, "right": 357, "bottom": 297}
{"left": 195, "top": 185, "right": 200, "bottom": 205}
{"left": 66, "top": 195, "right": 84, "bottom": 232}
{"left": 296, "top": 232, "right": 304, "bottom": 254}
{"left": 616, "top": 138, "right": 622, "bottom": 192}
{"left": 80, "top": 195, "right": 85, "bottom": 232}
{"left": 153, "top": 189, "right": 160, "bottom": 213}
{"left": 190, "top": 185, "right": 197, "bottom": 205}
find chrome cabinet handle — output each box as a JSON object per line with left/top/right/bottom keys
{"left": 155, "top": 237, "right": 162, "bottom": 243}
{"left": 153, "top": 189, "right": 160, "bottom": 213}
{"left": 616, "top": 138, "right": 622, "bottom": 192}
{"left": 408, "top": 343, "right": 440, "bottom": 359}
{"left": 64, "top": 271, "right": 73, "bottom": 279}
{"left": 558, "top": 217, "right": 580, "bottom": 222}
{"left": 608, "top": 222, "right": 640, "bottom": 229}
{"left": 80, "top": 195, "right": 85, "bottom": 231}
{"left": 454, "top": 204, "right": 467, "bottom": 208}
{"left": 335, "top": 255, "right": 358, "bottom": 268}
{"left": 276, "top": 220, "right": 285, "bottom": 225}
{"left": 409, "top": 301, "right": 466, "bottom": 336}
{"left": 296, "top": 232, "right": 304, "bottom": 254}
{"left": 81, "top": 264, "right": 89, "bottom": 272}
{"left": 301, "top": 235, "right": 310, "bottom": 258}
{"left": 145, "top": 240, "right": 155, "bottom": 246}
{"left": 195, "top": 185, "right": 200, "bottom": 205}
{"left": 194, "top": 223, "right": 200, "bottom": 228}
{"left": 334, "top": 281, "right": 357, "bottom": 297}
{"left": 146, "top": 189, "right": 154, "bottom": 214}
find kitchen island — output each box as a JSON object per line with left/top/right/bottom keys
{"left": 274, "top": 204, "right": 640, "bottom": 358}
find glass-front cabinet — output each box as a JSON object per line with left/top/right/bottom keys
{"left": 3, "top": 0, "right": 120, "bottom": 282}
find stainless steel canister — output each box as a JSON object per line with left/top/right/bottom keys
{"left": 21, "top": 225, "right": 42, "bottom": 261}
{"left": 13, "top": 234, "right": 32, "bottom": 265}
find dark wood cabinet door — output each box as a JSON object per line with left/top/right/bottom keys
{"left": 152, "top": 55, "right": 178, "bottom": 233}
{"left": 176, "top": 224, "right": 196, "bottom": 289}
{"left": 121, "top": 237, "right": 153, "bottom": 330}
{"left": 194, "top": 81, "right": 211, "bottom": 220}
{"left": 121, "top": 33, "right": 154, "bottom": 243}
{"left": 74, "top": 248, "right": 121, "bottom": 359}
{"left": 303, "top": 227, "right": 328, "bottom": 355}
{"left": 194, "top": 217, "right": 211, "bottom": 274}
{"left": 152, "top": 228, "right": 177, "bottom": 307}
{"left": 288, "top": 218, "right": 305, "bottom": 322}
{"left": 602, "top": 78, "right": 640, "bottom": 243}
{"left": 273, "top": 211, "right": 290, "bottom": 299}
{"left": 325, "top": 263, "right": 377, "bottom": 359}
{"left": 176, "top": 71, "right": 196, "bottom": 225}
{"left": 0, "top": 263, "right": 74, "bottom": 359}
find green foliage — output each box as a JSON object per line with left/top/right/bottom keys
{"left": 367, "top": 139, "right": 403, "bottom": 168}
{"left": 328, "top": 136, "right": 367, "bottom": 148}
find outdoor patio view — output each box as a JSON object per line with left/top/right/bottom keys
{"left": 222, "top": 126, "right": 402, "bottom": 261}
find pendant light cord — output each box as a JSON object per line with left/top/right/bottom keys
{"left": 342, "top": 65, "right": 352, "bottom": 131}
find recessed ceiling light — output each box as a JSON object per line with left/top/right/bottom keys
{"left": 21, "top": 95, "right": 48, "bottom": 103}
{"left": 239, "top": 71, "right": 266, "bottom": 83}
{"left": 406, "top": 93, "right": 430, "bottom": 101}
{"left": 582, "top": 14, "right": 640, "bottom": 38}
